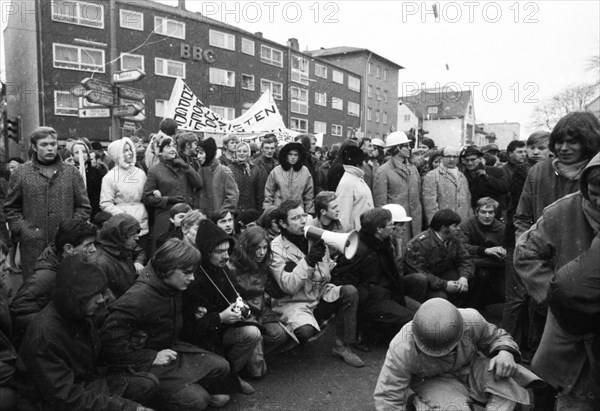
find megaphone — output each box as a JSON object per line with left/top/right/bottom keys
{"left": 303, "top": 226, "right": 359, "bottom": 259}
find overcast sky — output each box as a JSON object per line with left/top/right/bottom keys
{"left": 2, "top": 1, "right": 599, "bottom": 137}
{"left": 157, "top": 0, "right": 600, "bottom": 136}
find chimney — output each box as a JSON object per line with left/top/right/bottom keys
{"left": 287, "top": 38, "right": 299, "bottom": 51}
{"left": 178, "top": 0, "right": 186, "bottom": 10}
{"left": 255, "top": 32, "right": 263, "bottom": 38}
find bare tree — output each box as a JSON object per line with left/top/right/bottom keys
{"left": 530, "top": 82, "right": 599, "bottom": 130}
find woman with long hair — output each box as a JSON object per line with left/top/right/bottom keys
{"left": 228, "top": 227, "right": 294, "bottom": 376}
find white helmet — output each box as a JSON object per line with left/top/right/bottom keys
{"left": 382, "top": 204, "right": 413, "bottom": 222}
{"left": 385, "top": 131, "right": 411, "bottom": 148}
{"left": 371, "top": 138, "right": 385, "bottom": 148}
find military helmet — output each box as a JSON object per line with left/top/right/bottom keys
{"left": 412, "top": 298, "right": 464, "bottom": 357}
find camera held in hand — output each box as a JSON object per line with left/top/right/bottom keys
{"left": 232, "top": 296, "right": 251, "bottom": 319}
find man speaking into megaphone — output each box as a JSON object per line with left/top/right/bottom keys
{"left": 268, "top": 200, "right": 365, "bottom": 368}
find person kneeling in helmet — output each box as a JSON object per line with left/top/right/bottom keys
{"left": 374, "top": 298, "right": 542, "bottom": 411}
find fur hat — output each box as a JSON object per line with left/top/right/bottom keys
{"left": 198, "top": 137, "right": 218, "bottom": 166}
{"left": 342, "top": 145, "right": 366, "bottom": 167}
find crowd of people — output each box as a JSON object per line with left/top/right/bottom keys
{"left": 0, "top": 110, "right": 599, "bottom": 410}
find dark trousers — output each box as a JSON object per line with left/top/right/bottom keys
{"left": 358, "top": 284, "right": 415, "bottom": 339}
{"left": 465, "top": 257, "right": 505, "bottom": 310}
{"left": 295, "top": 285, "right": 359, "bottom": 344}
{"left": 501, "top": 247, "right": 530, "bottom": 348}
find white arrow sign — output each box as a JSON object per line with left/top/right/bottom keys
{"left": 78, "top": 107, "right": 110, "bottom": 118}
{"left": 113, "top": 69, "right": 145, "bottom": 84}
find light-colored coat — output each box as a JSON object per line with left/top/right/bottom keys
{"left": 336, "top": 165, "right": 373, "bottom": 232}
{"left": 373, "top": 157, "right": 422, "bottom": 237}
{"left": 269, "top": 233, "right": 337, "bottom": 331}
{"left": 374, "top": 309, "right": 536, "bottom": 410}
{"left": 422, "top": 164, "right": 472, "bottom": 223}
{"left": 263, "top": 165, "right": 315, "bottom": 213}
{"left": 100, "top": 138, "right": 149, "bottom": 236}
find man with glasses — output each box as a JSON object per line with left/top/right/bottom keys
{"left": 4, "top": 126, "right": 91, "bottom": 280}
{"left": 373, "top": 131, "right": 422, "bottom": 243}
{"left": 422, "top": 146, "right": 472, "bottom": 224}
{"left": 269, "top": 200, "right": 364, "bottom": 367}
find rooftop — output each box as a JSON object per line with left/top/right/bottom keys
{"left": 307, "top": 47, "right": 404, "bottom": 69}
{"left": 400, "top": 89, "right": 473, "bottom": 120}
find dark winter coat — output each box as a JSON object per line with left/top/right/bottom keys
{"left": 405, "top": 228, "right": 475, "bottom": 290}
{"left": 462, "top": 164, "right": 509, "bottom": 211}
{"left": 229, "top": 161, "right": 261, "bottom": 212}
{"left": 3, "top": 155, "right": 91, "bottom": 279}
{"left": 504, "top": 159, "right": 535, "bottom": 246}
{"left": 332, "top": 231, "right": 406, "bottom": 305}
{"left": 514, "top": 157, "right": 586, "bottom": 238}
{"left": 181, "top": 220, "right": 237, "bottom": 354}
{"left": 17, "top": 255, "right": 140, "bottom": 410}
{"left": 254, "top": 154, "right": 279, "bottom": 208}
{"left": 1, "top": 279, "right": 16, "bottom": 390}
{"left": 84, "top": 163, "right": 103, "bottom": 219}
{"left": 458, "top": 216, "right": 505, "bottom": 257}
{"left": 10, "top": 245, "right": 61, "bottom": 340}
{"left": 196, "top": 159, "right": 239, "bottom": 215}
{"left": 96, "top": 214, "right": 142, "bottom": 298}
{"left": 143, "top": 158, "right": 203, "bottom": 248}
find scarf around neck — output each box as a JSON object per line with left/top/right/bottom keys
{"left": 553, "top": 158, "right": 588, "bottom": 180}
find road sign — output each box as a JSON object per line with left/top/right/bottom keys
{"left": 118, "top": 85, "right": 145, "bottom": 101}
{"left": 122, "top": 112, "right": 146, "bottom": 122}
{"left": 78, "top": 107, "right": 110, "bottom": 118}
{"left": 70, "top": 85, "right": 87, "bottom": 97}
{"left": 85, "top": 90, "right": 114, "bottom": 106}
{"left": 113, "top": 69, "right": 145, "bottom": 84}
{"left": 112, "top": 105, "right": 140, "bottom": 117}
{"left": 81, "top": 77, "right": 112, "bottom": 94}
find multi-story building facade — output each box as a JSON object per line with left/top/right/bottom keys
{"left": 4, "top": 0, "right": 361, "bottom": 157}
{"left": 475, "top": 122, "right": 521, "bottom": 149}
{"left": 307, "top": 47, "right": 403, "bottom": 141}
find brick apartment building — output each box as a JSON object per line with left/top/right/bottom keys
{"left": 4, "top": 0, "right": 362, "bottom": 156}
{"left": 308, "top": 47, "right": 403, "bottom": 141}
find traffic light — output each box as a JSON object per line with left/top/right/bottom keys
{"left": 6, "top": 116, "right": 21, "bottom": 142}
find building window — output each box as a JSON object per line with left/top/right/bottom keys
{"left": 154, "top": 16, "right": 185, "bottom": 39}
{"left": 332, "top": 97, "right": 343, "bottom": 110}
{"left": 54, "top": 91, "right": 79, "bottom": 116}
{"left": 155, "top": 58, "right": 185, "bottom": 78}
{"left": 375, "top": 88, "right": 381, "bottom": 101}
{"left": 348, "top": 76, "right": 360, "bottom": 92}
{"left": 314, "top": 121, "right": 327, "bottom": 134}
{"left": 368, "top": 85, "right": 373, "bottom": 98}
{"left": 332, "top": 70, "right": 344, "bottom": 84}
{"left": 375, "top": 110, "right": 380, "bottom": 123}
{"left": 210, "top": 106, "right": 235, "bottom": 120}
{"left": 209, "top": 30, "right": 235, "bottom": 51}
{"left": 404, "top": 114, "right": 411, "bottom": 121}
{"left": 290, "top": 117, "right": 308, "bottom": 133}
{"left": 209, "top": 68, "right": 235, "bottom": 87}
{"left": 367, "top": 107, "right": 372, "bottom": 121}
{"left": 119, "top": 9, "right": 143, "bottom": 30}
{"left": 51, "top": 0, "right": 104, "bottom": 29}
{"left": 261, "top": 79, "right": 283, "bottom": 100}
{"left": 368, "top": 62, "right": 373, "bottom": 75}
{"left": 376, "top": 65, "right": 381, "bottom": 78}
{"left": 383, "top": 90, "right": 388, "bottom": 103}
{"left": 291, "top": 87, "right": 309, "bottom": 115}
{"left": 155, "top": 99, "right": 168, "bottom": 118}
{"left": 120, "top": 53, "right": 144, "bottom": 71}
{"left": 260, "top": 45, "right": 283, "bottom": 67}
{"left": 241, "top": 38, "right": 255, "bottom": 55}
{"left": 347, "top": 128, "right": 353, "bottom": 138}
{"left": 315, "top": 64, "right": 328, "bottom": 78}
{"left": 315, "top": 91, "right": 327, "bottom": 106}
{"left": 367, "top": 131, "right": 372, "bottom": 139}
{"left": 383, "top": 111, "right": 388, "bottom": 124}
{"left": 348, "top": 102, "right": 360, "bottom": 117}
{"left": 332, "top": 124, "right": 342, "bottom": 136}
{"left": 291, "top": 55, "right": 309, "bottom": 85}
{"left": 241, "top": 74, "right": 255, "bottom": 90}
{"left": 53, "top": 43, "right": 105, "bottom": 72}
{"left": 384, "top": 69, "right": 389, "bottom": 81}
{"left": 427, "top": 106, "right": 438, "bottom": 114}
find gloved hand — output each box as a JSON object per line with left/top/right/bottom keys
{"left": 305, "top": 239, "right": 326, "bottom": 267}
{"left": 166, "top": 196, "right": 186, "bottom": 205}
